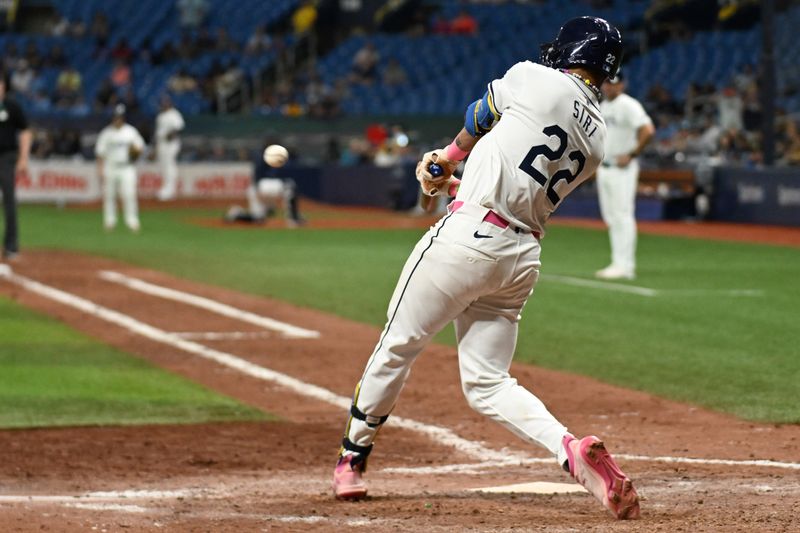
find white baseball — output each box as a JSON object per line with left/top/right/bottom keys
{"left": 263, "top": 144, "right": 289, "bottom": 167}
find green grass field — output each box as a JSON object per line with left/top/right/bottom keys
{"left": 10, "top": 204, "right": 800, "bottom": 423}
{"left": 0, "top": 293, "right": 267, "bottom": 428}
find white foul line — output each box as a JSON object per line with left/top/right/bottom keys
{"left": 541, "top": 274, "right": 763, "bottom": 298}
{"left": 541, "top": 274, "right": 658, "bottom": 297}
{"left": 4, "top": 272, "right": 798, "bottom": 473}
{"left": 6, "top": 272, "right": 513, "bottom": 464}
{"left": 98, "top": 270, "right": 320, "bottom": 339}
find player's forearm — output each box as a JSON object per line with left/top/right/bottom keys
{"left": 17, "top": 129, "right": 32, "bottom": 162}
{"left": 441, "top": 128, "right": 479, "bottom": 164}
{"left": 419, "top": 191, "right": 438, "bottom": 212}
{"left": 630, "top": 124, "right": 655, "bottom": 157}
{"left": 454, "top": 128, "right": 478, "bottom": 154}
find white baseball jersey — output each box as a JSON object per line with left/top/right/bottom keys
{"left": 458, "top": 61, "right": 607, "bottom": 237}
{"left": 599, "top": 92, "right": 652, "bottom": 163}
{"left": 95, "top": 123, "right": 145, "bottom": 167}
{"left": 155, "top": 107, "right": 185, "bottom": 146}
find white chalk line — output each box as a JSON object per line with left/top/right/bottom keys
{"left": 98, "top": 270, "right": 320, "bottom": 339}
{"left": 4, "top": 272, "right": 798, "bottom": 476}
{"left": 382, "top": 458, "right": 553, "bottom": 475}
{"left": 387, "top": 452, "right": 800, "bottom": 475}
{"left": 470, "top": 481, "right": 586, "bottom": 494}
{"left": 6, "top": 272, "right": 513, "bottom": 465}
{"left": 541, "top": 274, "right": 763, "bottom": 298}
{"left": 663, "top": 289, "right": 764, "bottom": 297}
{"left": 65, "top": 503, "right": 151, "bottom": 513}
{"left": 616, "top": 453, "right": 800, "bottom": 470}
{"left": 0, "top": 489, "right": 195, "bottom": 504}
{"left": 171, "top": 331, "right": 276, "bottom": 340}
{"left": 542, "top": 274, "right": 658, "bottom": 296}
{"left": 84, "top": 489, "right": 197, "bottom": 499}
{"left": 261, "top": 515, "right": 395, "bottom": 527}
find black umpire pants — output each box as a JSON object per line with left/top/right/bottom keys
{"left": 0, "top": 152, "right": 19, "bottom": 255}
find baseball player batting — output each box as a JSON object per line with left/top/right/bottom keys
{"left": 332, "top": 17, "right": 640, "bottom": 520}
{"left": 595, "top": 71, "right": 655, "bottom": 280}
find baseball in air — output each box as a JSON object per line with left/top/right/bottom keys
{"left": 263, "top": 144, "right": 289, "bottom": 167}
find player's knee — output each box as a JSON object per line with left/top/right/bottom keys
{"left": 608, "top": 211, "right": 630, "bottom": 227}
{"left": 461, "top": 382, "right": 482, "bottom": 413}
{"left": 461, "top": 377, "right": 505, "bottom": 414}
{"left": 614, "top": 213, "right": 635, "bottom": 228}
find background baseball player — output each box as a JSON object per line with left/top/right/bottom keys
{"left": 154, "top": 95, "right": 185, "bottom": 201}
{"left": 595, "top": 72, "right": 655, "bottom": 280}
{"left": 332, "top": 17, "right": 640, "bottom": 520}
{"left": 224, "top": 149, "right": 304, "bottom": 227}
{"left": 0, "top": 69, "right": 31, "bottom": 262}
{"left": 96, "top": 104, "right": 145, "bottom": 232}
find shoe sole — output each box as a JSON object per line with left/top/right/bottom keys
{"left": 333, "top": 485, "right": 367, "bottom": 501}
{"left": 582, "top": 439, "right": 640, "bottom": 519}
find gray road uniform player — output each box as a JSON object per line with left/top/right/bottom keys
{"left": 333, "top": 17, "right": 640, "bottom": 521}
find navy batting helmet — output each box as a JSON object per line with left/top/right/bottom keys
{"left": 540, "top": 17, "right": 623, "bottom": 80}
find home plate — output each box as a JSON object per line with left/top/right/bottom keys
{"left": 470, "top": 482, "right": 587, "bottom": 494}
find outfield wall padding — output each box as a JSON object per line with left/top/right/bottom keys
{"left": 712, "top": 167, "right": 800, "bottom": 226}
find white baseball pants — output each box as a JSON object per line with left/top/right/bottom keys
{"left": 596, "top": 161, "right": 639, "bottom": 274}
{"left": 156, "top": 142, "right": 180, "bottom": 200}
{"left": 344, "top": 202, "right": 569, "bottom": 466}
{"left": 103, "top": 166, "right": 139, "bottom": 231}
{"left": 247, "top": 179, "right": 292, "bottom": 219}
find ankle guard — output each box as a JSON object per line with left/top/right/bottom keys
{"left": 340, "top": 404, "right": 389, "bottom": 471}
{"left": 341, "top": 437, "right": 373, "bottom": 470}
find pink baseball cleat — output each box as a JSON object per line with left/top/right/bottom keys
{"left": 563, "top": 434, "right": 640, "bottom": 519}
{"left": 332, "top": 454, "right": 367, "bottom": 500}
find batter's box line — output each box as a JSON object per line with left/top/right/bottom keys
{"left": 382, "top": 453, "right": 800, "bottom": 475}
{"left": 170, "top": 331, "right": 278, "bottom": 340}
{"left": 98, "top": 270, "right": 320, "bottom": 339}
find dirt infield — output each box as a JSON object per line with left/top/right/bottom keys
{"left": 1, "top": 250, "right": 799, "bottom": 532}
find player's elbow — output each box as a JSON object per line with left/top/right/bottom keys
{"left": 464, "top": 90, "right": 501, "bottom": 137}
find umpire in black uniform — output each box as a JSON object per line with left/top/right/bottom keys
{"left": 0, "top": 70, "right": 32, "bottom": 260}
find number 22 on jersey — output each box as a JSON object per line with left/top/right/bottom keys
{"left": 518, "top": 124, "right": 586, "bottom": 206}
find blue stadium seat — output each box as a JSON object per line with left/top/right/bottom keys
{"left": 7, "top": 0, "right": 798, "bottom": 118}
